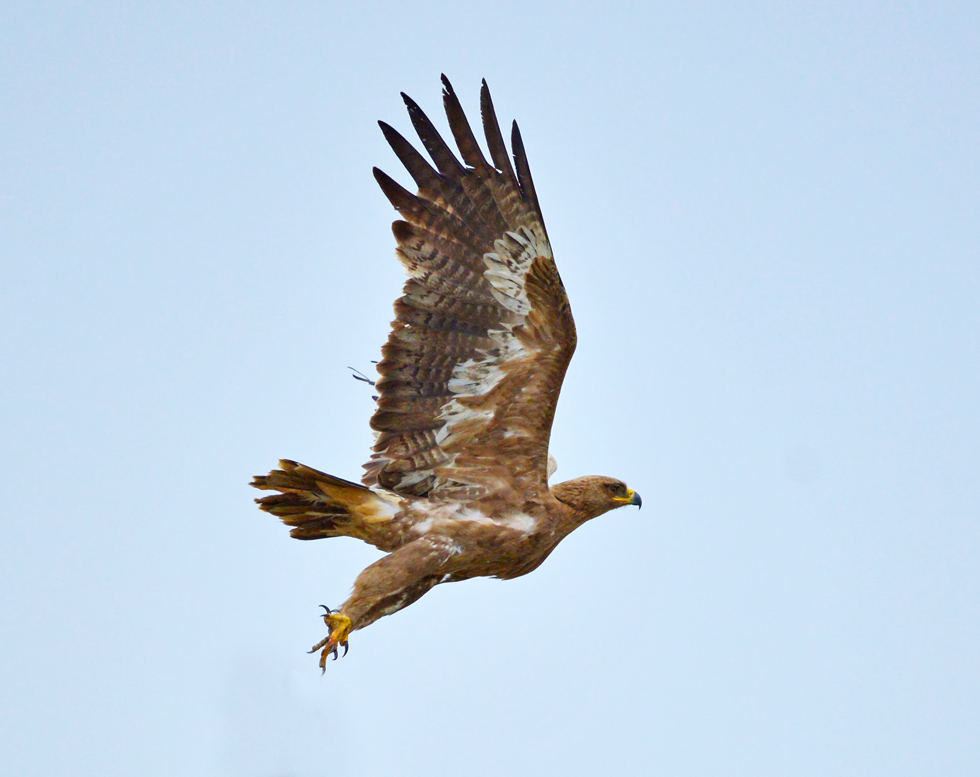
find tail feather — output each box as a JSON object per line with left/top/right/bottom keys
{"left": 251, "top": 459, "right": 398, "bottom": 541}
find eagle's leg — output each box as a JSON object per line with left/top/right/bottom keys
{"left": 310, "top": 537, "right": 457, "bottom": 672}
{"left": 309, "top": 606, "right": 353, "bottom": 667}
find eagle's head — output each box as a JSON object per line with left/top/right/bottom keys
{"left": 551, "top": 475, "right": 642, "bottom": 520}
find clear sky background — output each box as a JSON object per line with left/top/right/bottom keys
{"left": 2, "top": 2, "right": 978, "bottom": 775}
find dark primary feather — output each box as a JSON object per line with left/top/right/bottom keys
{"left": 441, "top": 77, "right": 487, "bottom": 171}
{"left": 479, "top": 79, "right": 520, "bottom": 191}
{"left": 511, "top": 121, "right": 546, "bottom": 240}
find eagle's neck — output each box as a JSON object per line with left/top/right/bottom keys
{"left": 549, "top": 478, "right": 616, "bottom": 533}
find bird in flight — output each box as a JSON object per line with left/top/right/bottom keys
{"left": 251, "top": 76, "right": 641, "bottom": 671}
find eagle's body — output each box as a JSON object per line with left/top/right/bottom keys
{"left": 252, "top": 77, "right": 640, "bottom": 669}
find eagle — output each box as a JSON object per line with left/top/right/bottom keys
{"left": 251, "top": 76, "right": 641, "bottom": 671}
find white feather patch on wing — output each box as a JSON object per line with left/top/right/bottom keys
{"left": 482, "top": 227, "right": 550, "bottom": 314}
{"left": 383, "top": 226, "right": 550, "bottom": 491}
{"left": 433, "top": 226, "right": 550, "bottom": 450}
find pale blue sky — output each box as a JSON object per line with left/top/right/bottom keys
{"left": 2, "top": 2, "right": 978, "bottom": 776}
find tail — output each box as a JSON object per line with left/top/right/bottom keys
{"left": 251, "top": 459, "right": 399, "bottom": 541}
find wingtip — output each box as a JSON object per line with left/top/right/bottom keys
{"left": 377, "top": 120, "right": 397, "bottom": 141}
{"left": 401, "top": 91, "right": 423, "bottom": 113}
{"left": 441, "top": 73, "right": 457, "bottom": 101}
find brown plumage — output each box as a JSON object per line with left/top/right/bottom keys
{"left": 251, "top": 76, "right": 641, "bottom": 671}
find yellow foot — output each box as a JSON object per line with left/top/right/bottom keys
{"left": 309, "top": 605, "right": 353, "bottom": 673}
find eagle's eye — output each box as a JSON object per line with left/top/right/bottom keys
{"left": 604, "top": 482, "right": 624, "bottom": 496}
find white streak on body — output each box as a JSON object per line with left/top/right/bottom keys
{"left": 361, "top": 490, "right": 405, "bottom": 523}
{"left": 410, "top": 503, "right": 538, "bottom": 539}
{"left": 498, "top": 512, "right": 538, "bottom": 534}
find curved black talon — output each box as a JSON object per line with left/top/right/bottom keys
{"left": 342, "top": 642, "right": 349, "bottom": 658}
{"left": 319, "top": 604, "right": 333, "bottom": 616}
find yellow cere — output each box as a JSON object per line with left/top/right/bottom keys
{"left": 613, "top": 488, "right": 636, "bottom": 504}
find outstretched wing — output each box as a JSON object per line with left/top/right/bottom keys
{"left": 363, "top": 76, "right": 576, "bottom": 509}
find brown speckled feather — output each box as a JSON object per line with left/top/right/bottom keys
{"left": 251, "top": 79, "right": 642, "bottom": 669}
{"left": 364, "top": 76, "right": 577, "bottom": 510}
